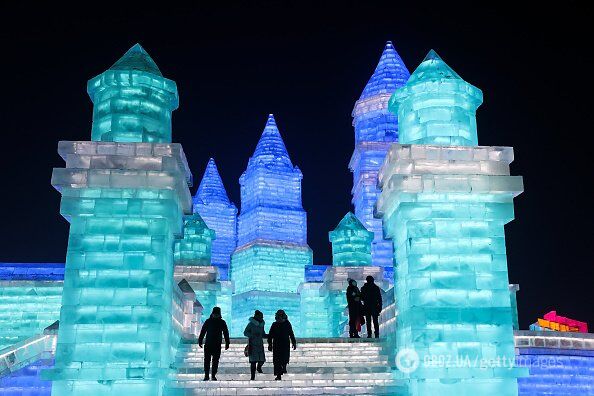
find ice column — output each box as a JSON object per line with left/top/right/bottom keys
{"left": 46, "top": 44, "right": 192, "bottom": 396}
{"left": 377, "top": 50, "right": 525, "bottom": 395}
{"left": 350, "top": 41, "right": 410, "bottom": 271}
{"left": 192, "top": 159, "right": 237, "bottom": 281}
{"left": 231, "top": 115, "right": 312, "bottom": 335}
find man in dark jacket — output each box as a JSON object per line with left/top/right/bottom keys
{"left": 198, "top": 307, "right": 230, "bottom": 381}
{"left": 361, "top": 276, "right": 382, "bottom": 338}
{"left": 267, "top": 309, "right": 296, "bottom": 380}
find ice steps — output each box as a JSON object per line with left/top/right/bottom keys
{"left": 166, "top": 338, "right": 400, "bottom": 395}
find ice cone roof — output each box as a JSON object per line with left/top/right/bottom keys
{"left": 359, "top": 41, "right": 410, "bottom": 100}
{"left": 109, "top": 43, "right": 162, "bottom": 76}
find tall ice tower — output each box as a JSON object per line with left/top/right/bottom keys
{"left": 350, "top": 41, "right": 410, "bottom": 271}
{"left": 230, "top": 115, "right": 312, "bottom": 334}
{"left": 46, "top": 44, "right": 192, "bottom": 395}
{"left": 377, "top": 50, "right": 525, "bottom": 395}
{"left": 193, "top": 158, "right": 238, "bottom": 281}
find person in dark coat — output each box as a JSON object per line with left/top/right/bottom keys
{"left": 244, "top": 310, "right": 266, "bottom": 380}
{"left": 346, "top": 278, "right": 363, "bottom": 338}
{"left": 361, "top": 275, "right": 382, "bottom": 338}
{"left": 267, "top": 309, "right": 296, "bottom": 380}
{"left": 198, "top": 307, "right": 230, "bottom": 381}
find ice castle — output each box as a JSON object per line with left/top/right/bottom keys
{"left": 0, "top": 42, "right": 593, "bottom": 396}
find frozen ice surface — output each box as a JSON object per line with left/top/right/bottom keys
{"left": 193, "top": 159, "right": 237, "bottom": 281}
{"left": 350, "top": 42, "right": 410, "bottom": 270}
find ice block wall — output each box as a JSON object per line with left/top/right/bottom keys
{"left": 377, "top": 50, "right": 524, "bottom": 395}
{"left": 329, "top": 212, "right": 373, "bottom": 266}
{"left": 349, "top": 41, "right": 410, "bottom": 270}
{"left": 231, "top": 114, "right": 312, "bottom": 334}
{"left": 46, "top": 44, "right": 192, "bottom": 396}
{"left": 192, "top": 158, "right": 237, "bottom": 281}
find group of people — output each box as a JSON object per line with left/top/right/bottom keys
{"left": 198, "top": 307, "right": 296, "bottom": 381}
{"left": 197, "top": 275, "right": 382, "bottom": 381}
{"left": 346, "top": 275, "right": 383, "bottom": 338}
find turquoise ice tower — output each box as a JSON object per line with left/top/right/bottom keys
{"left": 377, "top": 50, "right": 525, "bottom": 395}
{"left": 350, "top": 41, "right": 410, "bottom": 273}
{"left": 329, "top": 212, "right": 373, "bottom": 266}
{"left": 192, "top": 158, "right": 237, "bottom": 281}
{"left": 230, "top": 114, "right": 312, "bottom": 335}
{"left": 46, "top": 44, "right": 192, "bottom": 395}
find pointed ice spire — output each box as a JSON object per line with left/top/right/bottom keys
{"left": 194, "top": 158, "right": 232, "bottom": 205}
{"left": 109, "top": 43, "right": 162, "bottom": 76}
{"left": 407, "top": 49, "right": 462, "bottom": 84}
{"left": 249, "top": 114, "right": 293, "bottom": 168}
{"left": 359, "top": 41, "right": 410, "bottom": 100}
{"left": 334, "top": 212, "right": 369, "bottom": 232}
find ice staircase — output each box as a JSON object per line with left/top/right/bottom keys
{"left": 165, "top": 337, "right": 402, "bottom": 395}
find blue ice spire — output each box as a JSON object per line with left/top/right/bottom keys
{"left": 193, "top": 158, "right": 237, "bottom": 281}
{"left": 349, "top": 41, "right": 410, "bottom": 271}
{"left": 231, "top": 114, "right": 311, "bottom": 335}
{"left": 248, "top": 114, "right": 293, "bottom": 168}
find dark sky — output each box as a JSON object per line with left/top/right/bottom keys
{"left": 1, "top": 2, "right": 592, "bottom": 329}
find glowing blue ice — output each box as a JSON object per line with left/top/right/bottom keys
{"left": 350, "top": 41, "right": 410, "bottom": 270}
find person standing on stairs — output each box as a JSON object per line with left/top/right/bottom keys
{"left": 346, "top": 278, "right": 364, "bottom": 338}
{"left": 361, "top": 276, "right": 383, "bottom": 338}
{"left": 267, "top": 309, "right": 297, "bottom": 380}
{"left": 198, "top": 306, "right": 230, "bottom": 381}
{"left": 244, "top": 310, "right": 267, "bottom": 380}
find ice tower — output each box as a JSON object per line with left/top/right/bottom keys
{"left": 192, "top": 159, "right": 237, "bottom": 281}
{"left": 329, "top": 212, "right": 373, "bottom": 266}
{"left": 46, "top": 44, "right": 192, "bottom": 395}
{"left": 350, "top": 41, "right": 410, "bottom": 271}
{"left": 230, "top": 114, "right": 312, "bottom": 334}
{"left": 377, "top": 50, "right": 525, "bottom": 395}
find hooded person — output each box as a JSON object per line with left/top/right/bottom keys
{"left": 346, "top": 278, "right": 364, "bottom": 338}
{"left": 361, "top": 275, "right": 383, "bottom": 338}
{"left": 267, "top": 309, "right": 296, "bottom": 380}
{"left": 198, "top": 307, "right": 230, "bottom": 381}
{"left": 243, "top": 310, "right": 266, "bottom": 380}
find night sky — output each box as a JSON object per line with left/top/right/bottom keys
{"left": 1, "top": 2, "right": 591, "bottom": 329}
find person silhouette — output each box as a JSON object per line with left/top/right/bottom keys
{"left": 267, "top": 309, "right": 296, "bottom": 380}
{"left": 361, "top": 276, "right": 382, "bottom": 338}
{"left": 346, "top": 278, "right": 363, "bottom": 338}
{"left": 244, "top": 310, "right": 266, "bottom": 380}
{"left": 198, "top": 307, "right": 230, "bottom": 381}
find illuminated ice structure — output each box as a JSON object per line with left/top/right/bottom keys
{"left": 350, "top": 41, "right": 410, "bottom": 274}
{"left": 377, "top": 50, "right": 525, "bottom": 395}
{"left": 192, "top": 158, "right": 237, "bottom": 281}
{"left": 230, "top": 114, "right": 312, "bottom": 335}
{"left": 45, "top": 44, "right": 195, "bottom": 395}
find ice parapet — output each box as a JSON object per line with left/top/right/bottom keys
{"left": 193, "top": 159, "right": 237, "bottom": 281}
{"left": 350, "top": 42, "right": 410, "bottom": 270}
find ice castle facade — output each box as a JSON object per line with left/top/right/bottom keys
{"left": 377, "top": 50, "right": 525, "bottom": 395}
{"left": 350, "top": 41, "right": 410, "bottom": 273}
{"left": 230, "top": 114, "right": 312, "bottom": 334}
{"left": 0, "top": 42, "right": 593, "bottom": 396}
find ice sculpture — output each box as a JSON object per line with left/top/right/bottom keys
{"left": 45, "top": 44, "right": 193, "bottom": 395}
{"left": 231, "top": 114, "right": 312, "bottom": 334}
{"left": 329, "top": 212, "right": 373, "bottom": 266}
{"left": 377, "top": 50, "right": 525, "bottom": 395}
{"left": 350, "top": 41, "right": 410, "bottom": 271}
{"left": 192, "top": 158, "right": 237, "bottom": 281}
{"left": 87, "top": 44, "right": 179, "bottom": 143}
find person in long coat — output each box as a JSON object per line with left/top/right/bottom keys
{"left": 243, "top": 310, "right": 266, "bottom": 380}
{"left": 361, "top": 275, "right": 383, "bottom": 338}
{"left": 198, "top": 306, "right": 230, "bottom": 381}
{"left": 267, "top": 309, "right": 296, "bottom": 380}
{"left": 346, "top": 278, "right": 364, "bottom": 338}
